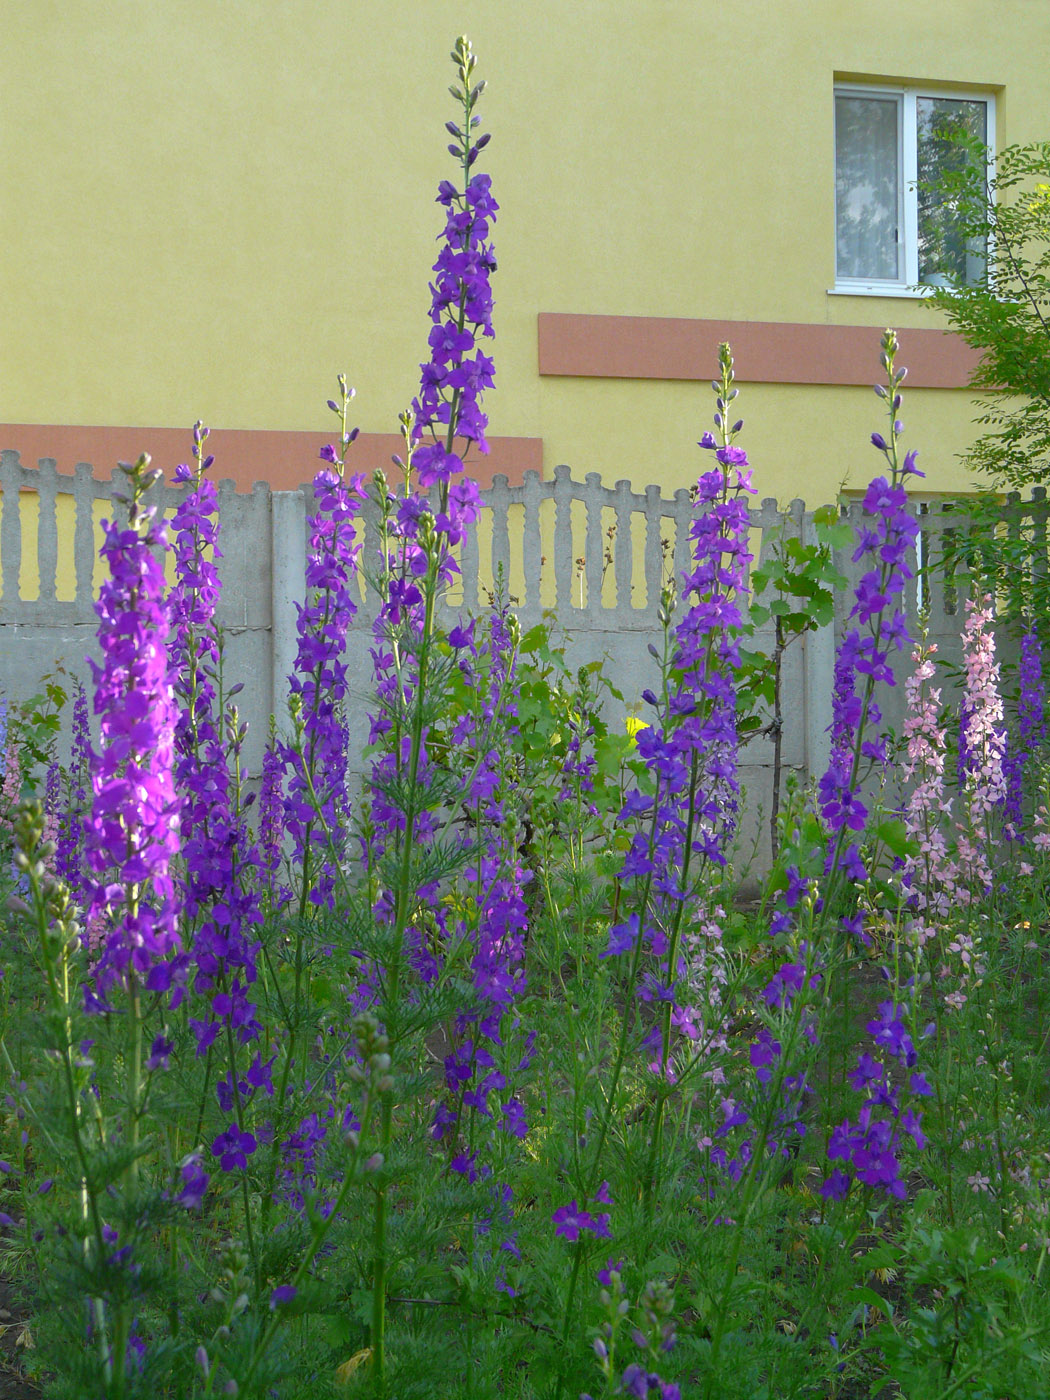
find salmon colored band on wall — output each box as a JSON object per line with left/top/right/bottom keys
{"left": 537, "top": 313, "right": 982, "bottom": 389}
{"left": 0, "top": 426, "right": 543, "bottom": 492}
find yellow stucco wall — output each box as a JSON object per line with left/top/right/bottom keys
{"left": 4, "top": 1, "right": 1046, "bottom": 508}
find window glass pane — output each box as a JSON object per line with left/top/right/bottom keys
{"left": 835, "top": 94, "right": 900, "bottom": 281}
{"left": 917, "top": 97, "right": 987, "bottom": 286}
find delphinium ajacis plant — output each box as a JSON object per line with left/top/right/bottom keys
{"left": 168, "top": 424, "right": 271, "bottom": 1276}
{"left": 12, "top": 454, "right": 189, "bottom": 1397}
{"left": 333, "top": 37, "right": 511, "bottom": 1395}
{"left": 694, "top": 335, "right": 929, "bottom": 1395}
{"left": 83, "top": 453, "right": 182, "bottom": 1149}
{"left": 550, "top": 346, "right": 755, "bottom": 1388}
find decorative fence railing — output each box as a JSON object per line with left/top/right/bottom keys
{"left": 2, "top": 449, "right": 1046, "bottom": 871}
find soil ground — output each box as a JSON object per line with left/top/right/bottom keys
{"left": 0, "top": 1278, "right": 39, "bottom": 1400}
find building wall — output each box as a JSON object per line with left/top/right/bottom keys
{"left": 4, "top": 0, "right": 1045, "bottom": 505}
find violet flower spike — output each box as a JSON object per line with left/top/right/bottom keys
{"left": 84, "top": 453, "right": 182, "bottom": 995}
{"left": 282, "top": 404, "right": 367, "bottom": 911}
{"left": 818, "top": 330, "right": 920, "bottom": 887}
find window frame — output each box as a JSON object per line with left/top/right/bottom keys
{"left": 832, "top": 81, "right": 996, "bottom": 298}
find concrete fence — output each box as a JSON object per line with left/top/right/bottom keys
{"left": 1, "top": 449, "right": 1043, "bottom": 869}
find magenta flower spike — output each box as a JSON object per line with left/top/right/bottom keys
{"left": 84, "top": 454, "right": 181, "bottom": 995}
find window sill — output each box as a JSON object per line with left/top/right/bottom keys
{"left": 828, "top": 284, "right": 935, "bottom": 300}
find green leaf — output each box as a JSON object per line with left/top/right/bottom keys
{"left": 873, "top": 817, "right": 915, "bottom": 859}
{"left": 845, "top": 1285, "right": 895, "bottom": 1323}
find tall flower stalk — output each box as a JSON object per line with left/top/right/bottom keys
{"left": 261, "top": 382, "right": 366, "bottom": 1253}
{"left": 557, "top": 347, "right": 753, "bottom": 1360}
{"left": 357, "top": 38, "right": 498, "bottom": 1395}
{"left": 817, "top": 329, "right": 922, "bottom": 903}
{"left": 283, "top": 378, "right": 365, "bottom": 916}
{"left": 169, "top": 425, "right": 268, "bottom": 1264}
{"left": 956, "top": 595, "right": 1007, "bottom": 895}
{"left": 1005, "top": 625, "right": 1045, "bottom": 833}
{"left": 899, "top": 638, "right": 959, "bottom": 950}
{"left": 56, "top": 680, "right": 91, "bottom": 906}
{"left": 83, "top": 453, "right": 181, "bottom": 1183}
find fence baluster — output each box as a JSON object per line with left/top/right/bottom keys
{"left": 672, "top": 488, "right": 692, "bottom": 586}
{"left": 0, "top": 451, "right": 23, "bottom": 607}
{"left": 490, "top": 474, "right": 511, "bottom": 606}
{"left": 613, "top": 479, "right": 634, "bottom": 619}
{"left": 644, "top": 484, "right": 662, "bottom": 612}
{"left": 73, "top": 463, "right": 97, "bottom": 618}
{"left": 584, "top": 473, "right": 604, "bottom": 618}
{"left": 521, "top": 470, "right": 542, "bottom": 620}
{"left": 36, "top": 459, "right": 59, "bottom": 604}
{"left": 553, "top": 465, "right": 572, "bottom": 616}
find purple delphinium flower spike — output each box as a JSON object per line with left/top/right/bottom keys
{"left": 257, "top": 726, "right": 288, "bottom": 902}
{"left": 56, "top": 680, "right": 91, "bottom": 903}
{"left": 1004, "top": 623, "right": 1044, "bottom": 834}
{"left": 84, "top": 454, "right": 181, "bottom": 995}
{"left": 169, "top": 426, "right": 264, "bottom": 1064}
{"left": 169, "top": 423, "right": 227, "bottom": 876}
{"left": 410, "top": 112, "right": 497, "bottom": 486}
{"left": 820, "top": 1000, "right": 930, "bottom": 1202}
{"left": 283, "top": 384, "right": 366, "bottom": 912}
{"left": 818, "top": 330, "right": 922, "bottom": 887}
{"left": 611, "top": 345, "right": 751, "bottom": 1083}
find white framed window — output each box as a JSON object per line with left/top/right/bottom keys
{"left": 833, "top": 83, "right": 994, "bottom": 296}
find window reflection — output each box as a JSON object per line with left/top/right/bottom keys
{"left": 835, "top": 95, "right": 900, "bottom": 281}
{"left": 917, "top": 97, "right": 987, "bottom": 287}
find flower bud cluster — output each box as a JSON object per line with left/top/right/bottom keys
{"left": 583, "top": 1264, "right": 682, "bottom": 1400}
{"left": 412, "top": 37, "right": 497, "bottom": 488}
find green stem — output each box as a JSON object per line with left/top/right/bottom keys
{"left": 127, "top": 974, "right": 143, "bottom": 1189}
{"left": 643, "top": 752, "right": 702, "bottom": 1217}
{"left": 241, "top": 1095, "right": 376, "bottom": 1392}
{"left": 702, "top": 959, "right": 817, "bottom": 1397}
{"left": 371, "top": 1098, "right": 393, "bottom": 1394}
